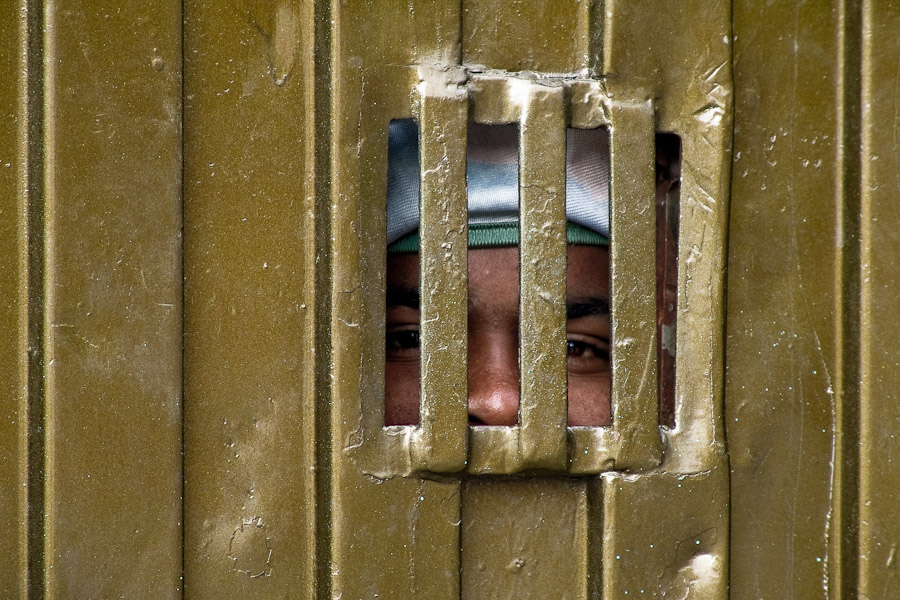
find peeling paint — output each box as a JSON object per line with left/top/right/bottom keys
{"left": 243, "top": 0, "right": 301, "bottom": 86}
{"left": 227, "top": 516, "right": 273, "bottom": 578}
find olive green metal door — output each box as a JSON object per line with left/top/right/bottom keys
{"left": 2, "top": 1, "right": 898, "bottom": 598}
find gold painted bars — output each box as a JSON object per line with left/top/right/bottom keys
{"left": 517, "top": 82, "right": 569, "bottom": 470}
{"left": 349, "top": 72, "right": 669, "bottom": 477}
{"left": 411, "top": 67, "right": 470, "bottom": 473}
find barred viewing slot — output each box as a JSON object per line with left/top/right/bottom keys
{"left": 374, "top": 75, "right": 665, "bottom": 476}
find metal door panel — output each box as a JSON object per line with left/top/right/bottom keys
{"left": 859, "top": 1, "right": 900, "bottom": 594}
{"left": 326, "top": 3, "right": 464, "bottom": 597}
{"left": 0, "top": 1, "right": 185, "bottom": 597}
{"left": 182, "top": 1, "right": 318, "bottom": 597}
{"left": 600, "top": 3, "right": 732, "bottom": 597}
{"left": 327, "top": 0, "right": 732, "bottom": 597}
{"left": 3, "top": 1, "right": 897, "bottom": 597}
{"left": 461, "top": 0, "right": 600, "bottom": 74}
{"left": 729, "top": 1, "right": 855, "bottom": 596}
{"left": 460, "top": 480, "right": 589, "bottom": 599}
{"left": 1, "top": 3, "right": 29, "bottom": 598}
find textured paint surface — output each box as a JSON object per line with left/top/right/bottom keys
{"left": 414, "top": 73, "right": 469, "bottom": 472}
{"left": 182, "top": 0, "right": 318, "bottom": 597}
{"left": 39, "top": 2, "right": 184, "bottom": 597}
{"left": 7, "top": 1, "right": 900, "bottom": 597}
{"left": 461, "top": 480, "right": 588, "bottom": 599}
{"left": 858, "top": 0, "right": 900, "bottom": 595}
{"left": 462, "top": 0, "right": 598, "bottom": 73}
{"left": 729, "top": 2, "right": 849, "bottom": 597}
{"left": 0, "top": 2, "right": 28, "bottom": 598}
{"left": 329, "top": 0, "right": 730, "bottom": 597}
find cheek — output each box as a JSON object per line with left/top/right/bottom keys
{"left": 385, "top": 362, "right": 420, "bottom": 426}
{"left": 567, "top": 373, "right": 611, "bottom": 426}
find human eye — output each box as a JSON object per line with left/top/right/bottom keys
{"left": 386, "top": 326, "right": 420, "bottom": 361}
{"left": 566, "top": 335, "right": 610, "bottom": 374}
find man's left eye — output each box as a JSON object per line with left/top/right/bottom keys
{"left": 566, "top": 337, "right": 610, "bottom": 373}
{"left": 386, "top": 328, "right": 420, "bottom": 361}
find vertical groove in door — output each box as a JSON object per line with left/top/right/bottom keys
{"left": 313, "top": 0, "right": 334, "bottom": 597}
{"left": 834, "top": 0, "right": 862, "bottom": 596}
{"left": 178, "top": 0, "right": 186, "bottom": 595}
{"left": 23, "top": 1, "right": 46, "bottom": 597}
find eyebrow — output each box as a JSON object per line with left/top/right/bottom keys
{"left": 387, "top": 286, "right": 608, "bottom": 320}
{"left": 386, "top": 285, "right": 420, "bottom": 309}
{"left": 566, "top": 298, "right": 610, "bottom": 320}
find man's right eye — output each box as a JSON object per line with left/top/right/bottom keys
{"left": 386, "top": 328, "right": 420, "bottom": 360}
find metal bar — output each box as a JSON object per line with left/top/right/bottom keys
{"left": 468, "top": 76, "right": 520, "bottom": 124}
{"left": 517, "top": 83, "right": 568, "bottom": 470}
{"left": 329, "top": 61, "right": 463, "bottom": 598}
{"left": 42, "top": 2, "right": 183, "bottom": 597}
{"left": 183, "top": 1, "right": 317, "bottom": 596}
{"left": 467, "top": 427, "right": 521, "bottom": 474}
{"left": 411, "top": 69, "right": 469, "bottom": 472}
{"left": 568, "top": 428, "right": 619, "bottom": 474}
{"left": 607, "top": 95, "right": 662, "bottom": 471}
{"left": 342, "top": 66, "right": 417, "bottom": 479}
{"left": 569, "top": 80, "right": 611, "bottom": 130}
{"left": 1, "top": 2, "right": 34, "bottom": 598}
{"left": 858, "top": 0, "right": 900, "bottom": 595}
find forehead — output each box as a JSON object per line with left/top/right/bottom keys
{"left": 386, "top": 246, "right": 610, "bottom": 301}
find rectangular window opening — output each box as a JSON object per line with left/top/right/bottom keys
{"left": 564, "top": 126, "right": 611, "bottom": 427}
{"left": 656, "top": 133, "right": 681, "bottom": 428}
{"left": 466, "top": 122, "right": 520, "bottom": 427}
{"left": 382, "top": 119, "right": 676, "bottom": 436}
{"left": 385, "top": 118, "right": 422, "bottom": 426}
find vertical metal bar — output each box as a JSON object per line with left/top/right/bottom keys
{"left": 607, "top": 96, "right": 662, "bottom": 470}
{"left": 412, "top": 71, "right": 469, "bottom": 472}
{"left": 858, "top": 1, "right": 900, "bottom": 595}
{"left": 42, "top": 2, "right": 183, "bottom": 597}
{"left": 183, "top": 1, "right": 318, "bottom": 597}
{"left": 1, "top": 2, "right": 37, "bottom": 598}
{"left": 518, "top": 83, "right": 568, "bottom": 470}
{"left": 329, "top": 62, "right": 464, "bottom": 597}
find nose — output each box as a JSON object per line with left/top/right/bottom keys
{"left": 467, "top": 339, "right": 519, "bottom": 426}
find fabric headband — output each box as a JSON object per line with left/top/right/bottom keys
{"left": 386, "top": 119, "right": 610, "bottom": 250}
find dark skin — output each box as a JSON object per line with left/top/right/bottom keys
{"left": 385, "top": 245, "right": 611, "bottom": 426}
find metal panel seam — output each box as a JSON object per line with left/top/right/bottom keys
{"left": 833, "top": 0, "right": 863, "bottom": 596}
{"left": 24, "top": 0, "right": 46, "bottom": 597}
{"left": 178, "top": 0, "right": 187, "bottom": 595}
{"left": 314, "top": 0, "right": 335, "bottom": 597}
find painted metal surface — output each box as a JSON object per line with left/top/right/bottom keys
{"left": 2, "top": 0, "right": 897, "bottom": 598}
{"left": 324, "top": 0, "right": 730, "bottom": 597}
{"left": 1, "top": 1, "right": 184, "bottom": 598}
{"left": 725, "top": 1, "right": 896, "bottom": 597}
{"left": 182, "top": 1, "right": 318, "bottom": 597}
{"left": 858, "top": 0, "right": 900, "bottom": 595}
{"left": 44, "top": 2, "right": 184, "bottom": 596}
{"left": 1, "top": 3, "right": 29, "bottom": 598}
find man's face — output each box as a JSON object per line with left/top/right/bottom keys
{"left": 385, "top": 245, "right": 611, "bottom": 426}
